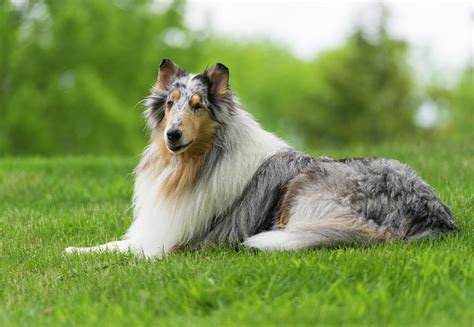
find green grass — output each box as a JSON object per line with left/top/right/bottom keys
{"left": 1, "top": 143, "right": 473, "bottom": 326}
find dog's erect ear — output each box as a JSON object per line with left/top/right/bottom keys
{"left": 157, "top": 59, "right": 185, "bottom": 90}
{"left": 204, "top": 63, "right": 229, "bottom": 96}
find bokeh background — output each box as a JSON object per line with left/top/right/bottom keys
{"left": 1, "top": 0, "right": 472, "bottom": 156}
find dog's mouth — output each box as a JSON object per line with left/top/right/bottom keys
{"left": 167, "top": 141, "right": 192, "bottom": 153}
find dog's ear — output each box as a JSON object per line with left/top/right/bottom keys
{"left": 157, "top": 59, "right": 185, "bottom": 90}
{"left": 204, "top": 63, "right": 229, "bottom": 96}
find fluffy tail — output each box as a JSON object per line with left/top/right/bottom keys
{"left": 243, "top": 217, "right": 393, "bottom": 251}
{"left": 403, "top": 202, "right": 458, "bottom": 241}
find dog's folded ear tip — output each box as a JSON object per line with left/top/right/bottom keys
{"left": 205, "top": 63, "right": 230, "bottom": 96}
{"left": 156, "top": 59, "right": 186, "bottom": 89}
{"left": 159, "top": 58, "right": 173, "bottom": 68}
{"left": 215, "top": 63, "right": 229, "bottom": 71}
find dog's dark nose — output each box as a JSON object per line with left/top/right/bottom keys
{"left": 167, "top": 129, "right": 182, "bottom": 143}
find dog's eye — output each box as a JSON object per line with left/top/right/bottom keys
{"left": 192, "top": 104, "right": 202, "bottom": 111}
{"left": 166, "top": 100, "right": 174, "bottom": 107}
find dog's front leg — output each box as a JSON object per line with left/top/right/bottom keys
{"left": 65, "top": 239, "right": 134, "bottom": 255}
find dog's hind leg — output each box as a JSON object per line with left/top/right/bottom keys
{"left": 243, "top": 215, "right": 392, "bottom": 251}
{"left": 65, "top": 239, "right": 134, "bottom": 255}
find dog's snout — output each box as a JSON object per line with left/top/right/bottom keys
{"left": 167, "top": 129, "right": 182, "bottom": 143}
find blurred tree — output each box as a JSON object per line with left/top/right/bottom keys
{"left": 0, "top": 0, "right": 196, "bottom": 155}
{"left": 0, "top": 0, "right": 21, "bottom": 152}
{"left": 290, "top": 6, "right": 418, "bottom": 147}
{"left": 424, "top": 65, "right": 473, "bottom": 143}
{"left": 447, "top": 66, "right": 473, "bottom": 142}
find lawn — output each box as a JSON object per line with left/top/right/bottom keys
{"left": 1, "top": 143, "right": 473, "bottom": 326}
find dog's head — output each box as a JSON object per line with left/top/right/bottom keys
{"left": 146, "top": 59, "right": 232, "bottom": 155}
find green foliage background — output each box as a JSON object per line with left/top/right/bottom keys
{"left": 0, "top": 0, "right": 472, "bottom": 156}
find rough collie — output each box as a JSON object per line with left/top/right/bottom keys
{"left": 66, "top": 59, "right": 457, "bottom": 258}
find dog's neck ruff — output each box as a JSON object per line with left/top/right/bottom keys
{"left": 127, "top": 109, "right": 289, "bottom": 257}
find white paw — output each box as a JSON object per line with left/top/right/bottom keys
{"left": 243, "top": 231, "right": 293, "bottom": 250}
{"left": 65, "top": 246, "right": 78, "bottom": 254}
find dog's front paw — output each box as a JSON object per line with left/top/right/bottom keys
{"left": 65, "top": 246, "right": 79, "bottom": 254}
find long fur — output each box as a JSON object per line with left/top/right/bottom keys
{"left": 66, "top": 61, "right": 457, "bottom": 258}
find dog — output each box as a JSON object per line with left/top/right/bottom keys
{"left": 66, "top": 59, "right": 458, "bottom": 258}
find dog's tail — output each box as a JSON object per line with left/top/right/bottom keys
{"left": 402, "top": 201, "right": 458, "bottom": 241}
{"left": 243, "top": 215, "right": 393, "bottom": 251}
